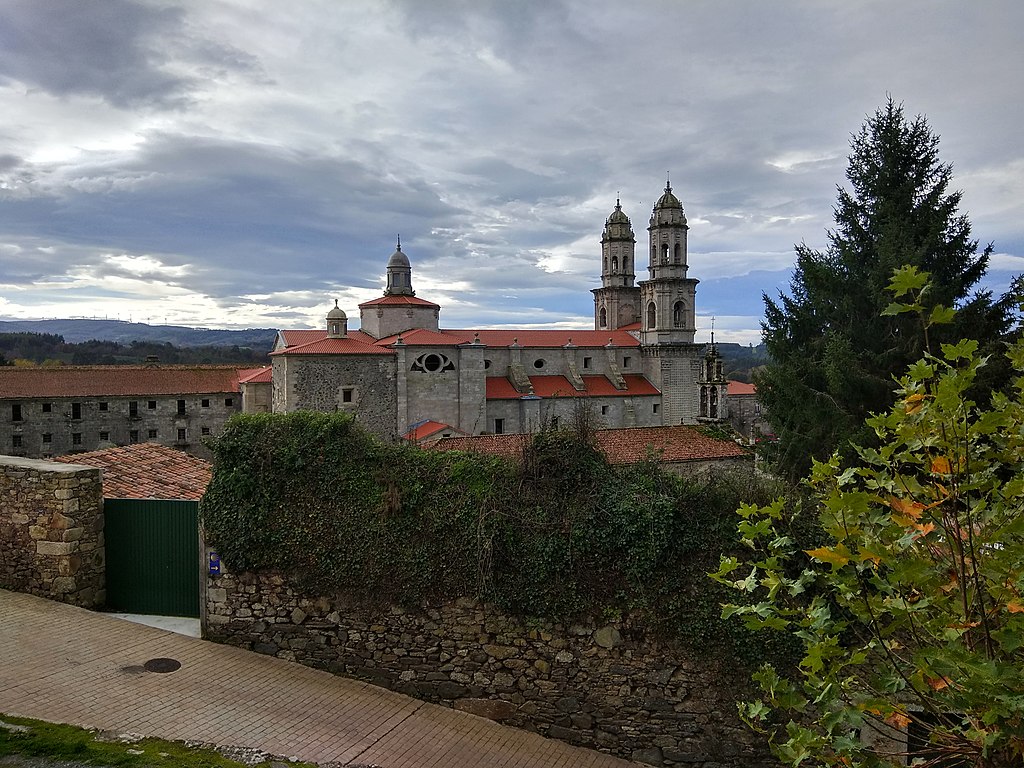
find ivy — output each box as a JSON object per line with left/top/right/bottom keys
{"left": 201, "top": 410, "right": 803, "bottom": 666}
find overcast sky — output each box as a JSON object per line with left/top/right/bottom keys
{"left": 0, "top": 0, "right": 1021, "bottom": 344}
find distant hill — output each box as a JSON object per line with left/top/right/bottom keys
{"left": 0, "top": 319, "right": 278, "bottom": 350}
{"left": 716, "top": 342, "right": 769, "bottom": 383}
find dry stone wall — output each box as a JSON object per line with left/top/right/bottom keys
{"left": 206, "top": 567, "right": 772, "bottom": 768}
{"left": 0, "top": 456, "right": 104, "bottom": 606}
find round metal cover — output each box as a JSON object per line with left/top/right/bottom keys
{"left": 143, "top": 657, "right": 181, "bottom": 673}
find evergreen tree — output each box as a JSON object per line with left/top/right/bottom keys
{"left": 757, "top": 99, "right": 1012, "bottom": 480}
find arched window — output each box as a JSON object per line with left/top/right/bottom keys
{"left": 661, "top": 243, "right": 669, "bottom": 263}
{"left": 646, "top": 301, "right": 656, "bottom": 329}
{"left": 599, "top": 307, "right": 607, "bottom": 328}
{"left": 710, "top": 387, "right": 719, "bottom": 418}
{"left": 673, "top": 301, "right": 684, "bottom": 328}
{"left": 674, "top": 243, "right": 682, "bottom": 263}
{"left": 700, "top": 386, "right": 708, "bottom": 417}
{"left": 611, "top": 256, "right": 618, "bottom": 271}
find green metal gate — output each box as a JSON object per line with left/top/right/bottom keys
{"left": 104, "top": 499, "right": 200, "bottom": 617}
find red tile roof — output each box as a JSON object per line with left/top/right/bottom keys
{"left": 402, "top": 420, "right": 466, "bottom": 441}
{"left": 0, "top": 366, "right": 242, "bottom": 399}
{"left": 54, "top": 443, "right": 211, "bottom": 500}
{"left": 377, "top": 328, "right": 467, "bottom": 346}
{"left": 270, "top": 336, "right": 393, "bottom": 356}
{"left": 277, "top": 329, "right": 327, "bottom": 348}
{"left": 238, "top": 366, "right": 272, "bottom": 384}
{"left": 433, "top": 425, "right": 747, "bottom": 465}
{"left": 359, "top": 295, "right": 441, "bottom": 308}
{"left": 485, "top": 374, "right": 659, "bottom": 400}
{"left": 444, "top": 329, "right": 641, "bottom": 348}
{"left": 727, "top": 380, "right": 757, "bottom": 396}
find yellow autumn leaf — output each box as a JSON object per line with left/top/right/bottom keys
{"left": 926, "top": 676, "right": 950, "bottom": 691}
{"left": 889, "top": 497, "right": 925, "bottom": 520}
{"left": 914, "top": 521, "right": 937, "bottom": 537}
{"left": 805, "top": 545, "right": 851, "bottom": 568}
{"left": 905, "top": 393, "right": 926, "bottom": 414}
{"left": 1007, "top": 600, "right": 1024, "bottom": 614}
{"left": 886, "top": 711, "right": 912, "bottom": 729}
{"left": 931, "top": 456, "right": 952, "bottom": 474}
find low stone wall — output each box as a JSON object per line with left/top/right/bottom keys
{"left": 206, "top": 567, "right": 772, "bottom": 767}
{"left": 0, "top": 456, "right": 105, "bottom": 607}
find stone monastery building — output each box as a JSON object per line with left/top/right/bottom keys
{"left": 262, "top": 182, "right": 729, "bottom": 440}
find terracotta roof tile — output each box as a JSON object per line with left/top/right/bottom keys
{"left": 358, "top": 295, "right": 441, "bottom": 308}
{"left": 433, "top": 425, "right": 746, "bottom": 465}
{"left": 270, "top": 336, "right": 393, "bottom": 356}
{"left": 376, "top": 328, "right": 467, "bottom": 346}
{"left": 402, "top": 420, "right": 467, "bottom": 441}
{"left": 443, "top": 329, "right": 641, "bottom": 348}
{"left": 727, "top": 380, "right": 757, "bottom": 396}
{"left": 0, "top": 366, "right": 242, "bottom": 399}
{"left": 238, "top": 366, "right": 272, "bottom": 384}
{"left": 54, "top": 443, "right": 211, "bottom": 500}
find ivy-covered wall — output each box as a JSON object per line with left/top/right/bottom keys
{"left": 200, "top": 412, "right": 798, "bottom": 766}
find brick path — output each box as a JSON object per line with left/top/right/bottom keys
{"left": 0, "top": 590, "right": 636, "bottom": 766}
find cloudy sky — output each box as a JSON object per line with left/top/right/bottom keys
{"left": 1, "top": 0, "right": 1021, "bottom": 344}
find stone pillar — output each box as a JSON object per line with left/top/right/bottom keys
{"left": 0, "top": 456, "right": 105, "bottom": 607}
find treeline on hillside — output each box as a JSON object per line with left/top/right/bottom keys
{"left": 717, "top": 343, "right": 769, "bottom": 383}
{"left": 201, "top": 410, "right": 812, "bottom": 667}
{"left": 0, "top": 332, "right": 270, "bottom": 367}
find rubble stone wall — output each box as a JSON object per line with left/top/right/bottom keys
{"left": 205, "top": 566, "right": 771, "bottom": 768}
{"left": 0, "top": 456, "right": 104, "bottom": 607}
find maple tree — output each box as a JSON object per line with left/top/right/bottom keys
{"left": 714, "top": 268, "right": 1024, "bottom": 767}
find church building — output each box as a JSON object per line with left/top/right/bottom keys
{"left": 257, "top": 182, "right": 728, "bottom": 440}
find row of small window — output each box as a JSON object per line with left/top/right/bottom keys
{"left": 491, "top": 403, "right": 660, "bottom": 434}
{"left": 479, "top": 357, "right": 630, "bottom": 372}
{"left": 11, "top": 426, "right": 211, "bottom": 448}
{"left": 10, "top": 398, "right": 234, "bottom": 421}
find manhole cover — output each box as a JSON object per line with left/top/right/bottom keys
{"left": 143, "top": 658, "right": 181, "bottom": 673}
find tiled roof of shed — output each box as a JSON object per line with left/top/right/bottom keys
{"left": 433, "top": 425, "right": 747, "bottom": 465}
{"left": 238, "top": 366, "right": 272, "bottom": 384}
{"left": 54, "top": 443, "right": 211, "bottom": 500}
{"left": 402, "top": 420, "right": 466, "bottom": 441}
{"left": 727, "top": 380, "right": 757, "bottom": 396}
{"left": 0, "top": 366, "right": 242, "bottom": 399}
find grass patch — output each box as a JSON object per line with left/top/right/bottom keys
{"left": 0, "top": 714, "right": 317, "bottom": 767}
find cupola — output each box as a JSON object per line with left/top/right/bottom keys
{"left": 385, "top": 237, "right": 414, "bottom": 296}
{"left": 326, "top": 299, "right": 348, "bottom": 338}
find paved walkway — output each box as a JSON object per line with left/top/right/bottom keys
{"left": 0, "top": 590, "right": 635, "bottom": 767}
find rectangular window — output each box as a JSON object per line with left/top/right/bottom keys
{"left": 72, "top": 433, "right": 82, "bottom": 445}
{"left": 494, "top": 418, "right": 505, "bottom": 435}
{"left": 11, "top": 404, "right": 21, "bottom": 421}
{"left": 342, "top": 388, "right": 354, "bottom": 403}
{"left": 41, "top": 402, "right": 52, "bottom": 413}
{"left": 71, "top": 402, "right": 81, "bottom": 419}
{"left": 201, "top": 398, "right": 210, "bottom": 408}
{"left": 148, "top": 400, "right": 157, "bottom": 410}
{"left": 42, "top": 433, "right": 52, "bottom": 444}
{"left": 177, "top": 428, "right": 187, "bottom": 441}
{"left": 99, "top": 431, "right": 109, "bottom": 441}
{"left": 225, "top": 397, "right": 234, "bottom": 407}
{"left": 148, "top": 429, "right": 158, "bottom": 438}
{"left": 177, "top": 400, "right": 186, "bottom": 415}
{"left": 129, "top": 430, "right": 139, "bottom": 443}
{"left": 201, "top": 426, "right": 211, "bottom": 436}
{"left": 653, "top": 403, "right": 660, "bottom": 414}
{"left": 583, "top": 357, "right": 592, "bottom": 369}
{"left": 601, "top": 405, "right": 609, "bottom": 416}
{"left": 622, "top": 356, "right": 632, "bottom": 369}
{"left": 129, "top": 401, "right": 138, "bottom": 417}
{"left": 12, "top": 435, "right": 22, "bottom": 448}
{"left": 98, "top": 401, "right": 108, "bottom": 411}
{"left": 551, "top": 416, "right": 559, "bottom": 429}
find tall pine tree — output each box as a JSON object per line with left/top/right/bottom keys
{"left": 757, "top": 99, "right": 1012, "bottom": 481}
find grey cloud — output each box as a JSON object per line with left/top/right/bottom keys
{"left": 0, "top": 0, "right": 261, "bottom": 108}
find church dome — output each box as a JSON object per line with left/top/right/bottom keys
{"left": 327, "top": 299, "right": 347, "bottom": 320}
{"left": 387, "top": 243, "right": 410, "bottom": 269}
{"left": 654, "top": 182, "right": 683, "bottom": 210}
{"left": 607, "top": 199, "right": 630, "bottom": 225}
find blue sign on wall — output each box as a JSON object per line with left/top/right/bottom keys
{"left": 208, "top": 551, "right": 221, "bottom": 576}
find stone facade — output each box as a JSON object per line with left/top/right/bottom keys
{"left": 205, "top": 566, "right": 772, "bottom": 768}
{"left": 0, "top": 455, "right": 104, "bottom": 607}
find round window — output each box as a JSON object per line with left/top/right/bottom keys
{"left": 533, "top": 359, "right": 545, "bottom": 369}
{"left": 424, "top": 354, "right": 443, "bottom": 372}
{"left": 484, "top": 359, "right": 492, "bottom": 370}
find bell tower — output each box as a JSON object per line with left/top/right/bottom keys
{"left": 592, "top": 198, "right": 641, "bottom": 330}
{"left": 638, "top": 177, "right": 704, "bottom": 425}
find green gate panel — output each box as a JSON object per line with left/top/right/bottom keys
{"left": 104, "top": 499, "right": 200, "bottom": 618}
